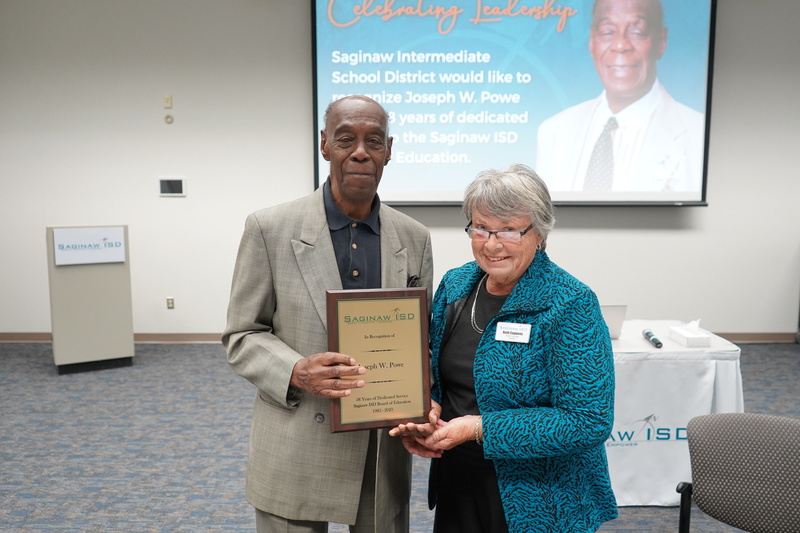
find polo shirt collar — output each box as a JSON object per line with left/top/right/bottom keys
{"left": 322, "top": 178, "right": 381, "bottom": 233}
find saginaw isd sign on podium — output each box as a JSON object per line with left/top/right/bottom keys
{"left": 52, "top": 226, "right": 126, "bottom": 266}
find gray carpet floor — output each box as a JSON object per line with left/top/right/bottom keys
{"left": 1, "top": 342, "right": 798, "bottom": 532}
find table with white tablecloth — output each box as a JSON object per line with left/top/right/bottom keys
{"left": 606, "top": 320, "right": 744, "bottom": 506}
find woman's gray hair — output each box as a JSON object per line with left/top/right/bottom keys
{"left": 462, "top": 164, "right": 556, "bottom": 249}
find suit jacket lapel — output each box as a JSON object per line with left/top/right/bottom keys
{"left": 292, "top": 192, "right": 411, "bottom": 330}
{"left": 292, "top": 189, "right": 341, "bottom": 329}
{"left": 379, "top": 211, "right": 409, "bottom": 289}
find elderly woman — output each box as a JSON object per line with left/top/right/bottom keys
{"left": 392, "top": 165, "right": 617, "bottom": 532}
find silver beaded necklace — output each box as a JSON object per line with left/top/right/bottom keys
{"left": 470, "top": 273, "right": 489, "bottom": 334}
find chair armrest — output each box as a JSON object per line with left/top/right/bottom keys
{"left": 676, "top": 482, "right": 693, "bottom": 533}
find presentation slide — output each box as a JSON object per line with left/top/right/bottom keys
{"left": 313, "top": 0, "right": 715, "bottom": 206}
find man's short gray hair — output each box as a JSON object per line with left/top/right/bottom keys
{"left": 322, "top": 95, "right": 390, "bottom": 135}
{"left": 462, "top": 164, "right": 556, "bottom": 249}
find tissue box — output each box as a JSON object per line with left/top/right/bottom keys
{"left": 669, "top": 326, "right": 711, "bottom": 347}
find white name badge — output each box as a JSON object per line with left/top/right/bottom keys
{"left": 495, "top": 322, "right": 531, "bottom": 343}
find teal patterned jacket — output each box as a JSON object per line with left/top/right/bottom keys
{"left": 429, "top": 251, "right": 618, "bottom": 532}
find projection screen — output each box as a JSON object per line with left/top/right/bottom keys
{"left": 312, "top": 0, "right": 716, "bottom": 206}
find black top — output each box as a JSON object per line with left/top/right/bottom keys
{"left": 439, "top": 275, "right": 507, "bottom": 463}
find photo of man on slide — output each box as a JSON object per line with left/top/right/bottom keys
{"left": 536, "top": 0, "right": 705, "bottom": 194}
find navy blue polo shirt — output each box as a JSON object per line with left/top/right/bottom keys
{"left": 322, "top": 179, "right": 381, "bottom": 290}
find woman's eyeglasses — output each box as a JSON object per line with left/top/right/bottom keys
{"left": 464, "top": 223, "right": 534, "bottom": 243}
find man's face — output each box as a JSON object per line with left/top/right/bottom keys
{"left": 589, "top": 0, "right": 666, "bottom": 113}
{"left": 320, "top": 98, "right": 392, "bottom": 210}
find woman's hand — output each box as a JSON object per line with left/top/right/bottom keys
{"left": 390, "top": 401, "right": 444, "bottom": 458}
{"left": 389, "top": 401, "right": 442, "bottom": 439}
{"left": 398, "top": 435, "right": 443, "bottom": 459}
{"left": 390, "top": 406, "right": 484, "bottom": 455}
{"left": 423, "top": 414, "right": 482, "bottom": 451}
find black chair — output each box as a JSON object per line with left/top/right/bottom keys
{"left": 676, "top": 413, "right": 800, "bottom": 533}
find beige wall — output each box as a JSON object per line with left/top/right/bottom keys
{"left": 1, "top": 0, "right": 799, "bottom": 337}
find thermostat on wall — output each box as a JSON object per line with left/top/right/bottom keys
{"left": 160, "top": 178, "right": 186, "bottom": 197}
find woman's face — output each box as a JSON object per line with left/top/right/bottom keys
{"left": 469, "top": 212, "right": 542, "bottom": 294}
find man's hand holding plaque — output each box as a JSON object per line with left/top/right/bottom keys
{"left": 290, "top": 352, "right": 366, "bottom": 398}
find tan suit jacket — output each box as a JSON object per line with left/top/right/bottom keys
{"left": 222, "top": 187, "right": 433, "bottom": 525}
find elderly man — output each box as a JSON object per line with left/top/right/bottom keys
{"left": 223, "top": 95, "right": 433, "bottom": 532}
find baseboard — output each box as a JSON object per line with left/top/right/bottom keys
{"left": 0, "top": 333, "right": 222, "bottom": 344}
{"left": 134, "top": 333, "right": 222, "bottom": 344}
{"left": 715, "top": 332, "right": 798, "bottom": 344}
{"left": 1, "top": 332, "right": 796, "bottom": 344}
{"left": 0, "top": 332, "right": 53, "bottom": 343}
